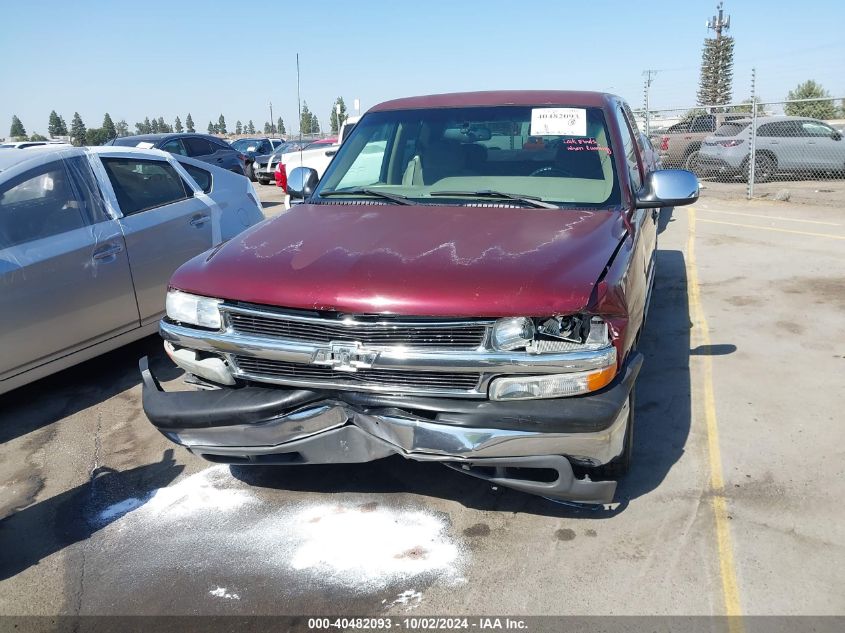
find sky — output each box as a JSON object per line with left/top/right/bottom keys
{"left": 1, "top": 0, "right": 844, "bottom": 138}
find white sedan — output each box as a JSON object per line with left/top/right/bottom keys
{"left": 0, "top": 144, "right": 265, "bottom": 395}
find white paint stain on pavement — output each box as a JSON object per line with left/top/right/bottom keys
{"left": 209, "top": 586, "right": 240, "bottom": 600}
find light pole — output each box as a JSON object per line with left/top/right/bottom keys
{"left": 269, "top": 101, "right": 274, "bottom": 136}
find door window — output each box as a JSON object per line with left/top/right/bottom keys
{"left": 690, "top": 115, "right": 716, "bottom": 133}
{"left": 183, "top": 137, "right": 214, "bottom": 157}
{"left": 180, "top": 162, "right": 213, "bottom": 193}
{"left": 64, "top": 155, "right": 110, "bottom": 224}
{"left": 0, "top": 161, "right": 86, "bottom": 248}
{"left": 101, "top": 157, "right": 191, "bottom": 216}
{"left": 160, "top": 138, "right": 188, "bottom": 155}
{"left": 614, "top": 106, "right": 643, "bottom": 189}
{"left": 800, "top": 121, "right": 835, "bottom": 137}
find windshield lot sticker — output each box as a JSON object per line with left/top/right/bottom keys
{"left": 565, "top": 137, "right": 612, "bottom": 155}
{"left": 530, "top": 108, "right": 587, "bottom": 137}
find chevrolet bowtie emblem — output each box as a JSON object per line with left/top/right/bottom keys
{"left": 312, "top": 342, "right": 379, "bottom": 372}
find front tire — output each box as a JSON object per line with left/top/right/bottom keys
{"left": 257, "top": 177, "right": 270, "bottom": 185}
{"left": 683, "top": 149, "right": 701, "bottom": 174}
{"left": 747, "top": 153, "right": 776, "bottom": 183}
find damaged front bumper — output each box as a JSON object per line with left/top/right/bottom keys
{"left": 140, "top": 353, "right": 642, "bottom": 504}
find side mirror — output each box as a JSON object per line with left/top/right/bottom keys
{"left": 286, "top": 166, "right": 319, "bottom": 198}
{"left": 635, "top": 169, "right": 699, "bottom": 209}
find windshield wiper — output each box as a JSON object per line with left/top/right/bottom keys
{"left": 318, "top": 188, "right": 414, "bottom": 206}
{"left": 430, "top": 190, "right": 560, "bottom": 209}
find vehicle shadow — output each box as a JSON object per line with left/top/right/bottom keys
{"left": 232, "top": 249, "right": 715, "bottom": 517}
{"left": 0, "top": 449, "right": 183, "bottom": 580}
{"left": 0, "top": 335, "right": 181, "bottom": 445}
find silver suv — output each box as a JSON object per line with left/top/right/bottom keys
{"left": 698, "top": 116, "right": 845, "bottom": 182}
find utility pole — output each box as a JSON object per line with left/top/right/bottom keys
{"left": 269, "top": 101, "right": 274, "bottom": 136}
{"left": 642, "top": 70, "right": 658, "bottom": 135}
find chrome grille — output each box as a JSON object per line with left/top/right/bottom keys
{"left": 225, "top": 308, "right": 488, "bottom": 350}
{"left": 232, "top": 356, "right": 481, "bottom": 392}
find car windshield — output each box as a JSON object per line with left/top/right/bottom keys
{"left": 231, "top": 139, "right": 259, "bottom": 151}
{"left": 314, "top": 105, "right": 619, "bottom": 207}
{"left": 715, "top": 122, "right": 749, "bottom": 137}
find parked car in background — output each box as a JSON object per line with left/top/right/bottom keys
{"left": 141, "top": 91, "right": 698, "bottom": 504}
{"left": 274, "top": 119, "right": 356, "bottom": 193}
{"left": 255, "top": 139, "right": 325, "bottom": 185}
{"left": 656, "top": 112, "right": 747, "bottom": 172}
{"left": 0, "top": 140, "right": 71, "bottom": 149}
{"left": 109, "top": 133, "right": 247, "bottom": 176}
{"left": 0, "top": 145, "right": 264, "bottom": 396}
{"left": 698, "top": 116, "right": 845, "bottom": 182}
{"left": 230, "top": 137, "right": 284, "bottom": 181}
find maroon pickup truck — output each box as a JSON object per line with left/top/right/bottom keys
{"left": 141, "top": 91, "right": 698, "bottom": 504}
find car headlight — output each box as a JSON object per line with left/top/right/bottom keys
{"left": 165, "top": 289, "right": 222, "bottom": 329}
{"left": 491, "top": 317, "right": 535, "bottom": 351}
{"left": 491, "top": 315, "right": 610, "bottom": 353}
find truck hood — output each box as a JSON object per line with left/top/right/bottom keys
{"left": 171, "top": 202, "right": 628, "bottom": 317}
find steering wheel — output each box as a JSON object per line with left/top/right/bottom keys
{"left": 528, "top": 166, "right": 576, "bottom": 178}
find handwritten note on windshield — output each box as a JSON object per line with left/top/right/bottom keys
{"left": 530, "top": 108, "right": 587, "bottom": 137}
{"left": 565, "top": 138, "right": 612, "bottom": 155}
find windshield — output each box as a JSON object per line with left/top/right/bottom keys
{"left": 231, "top": 139, "right": 259, "bottom": 151}
{"left": 715, "top": 122, "right": 750, "bottom": 137}
{"left": 314, "top": 105, "right": 619, "bottom": 207}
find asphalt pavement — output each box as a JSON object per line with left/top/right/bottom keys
{"left": 1, "top": 188, "right": 843, "bottom": 619}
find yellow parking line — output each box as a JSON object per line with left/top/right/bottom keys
{"left": 698, "top": 218, "right": 845, "bottom": 240}
{"left": 698, "top": 208, "right": 841, "bottom": 226}
{"left": 687, "top": 209, "right": 744, "bottom": 627}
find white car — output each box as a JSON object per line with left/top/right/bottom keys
{"left": 0, "top": 140, "right": 72, "bottom": 149}
{"left": 0, "top": 145, "right": 265, "bottom": 395}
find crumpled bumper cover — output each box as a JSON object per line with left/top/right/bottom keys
{"left": 140, "top": 353, "right": 642, "bottom": 504}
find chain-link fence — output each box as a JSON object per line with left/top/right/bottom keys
{"left": 633, "top": 97, "right": 845, "bottom": 199}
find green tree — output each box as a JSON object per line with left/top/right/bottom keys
{"left": 157, "top": 116, "right": 171, "bottom": 133}
{"left": 263, "top": 121, "right": 272, "bottom": 134}
{"left": 174, "top": 116, "right": 183, "bottom": 133}
{"left": 300, "top": 102, "right": 313, "bottom": 135}
{"left": 697, "top": 34, "right": 734, "bottom": 106}
{"left": 116, "top": 120, "right": 129, "bottom": 137}
{"left": 277, "top": 117, "right": 285, "bottom": 135}
{"left": 48, "top": 111, "right": 65, "bottom": 137}
{"left": 151, "top": 117, "right": 160, "bottom": 133}
{"left": 102, "top": 113, "right": 117, "bottom": 140}
{"left": 784, "top": 80, "right": 836, "bottom": 119}
{"left": 29, "top": 132, "right": 48, "bottom": 141}
{"left": 185, "top": 113, "right": 195, "bottom": 133}
{"left": 85, "top": 127, "right": 110, "bottom": 146}
{"left": 247, "top": 120, "right": 255, "bottom": 134}
{"left": 10, "top": 115, "right": 26, "bottom": 138}
{"left": 329, "top": 97, "right": 347, "bottom": 134}
{"left": 727, "top": 98, "right": 766, "bottom": 116}
{"left": 70, "top": 112, "right": 86, "bottom": 146}
{"left": 235, "top": 120, "right": 242, "bottom": 135}
{"left": 217, "top": 114, "right": 227, "bottom": 134}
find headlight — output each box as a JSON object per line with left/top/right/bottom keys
{"left": 165, "top": 289, "right": 222, "bottom": 329}
{"left": 491, "top": 317, "right": 535, "bottom": 351}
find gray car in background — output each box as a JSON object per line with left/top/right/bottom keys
{"left": 110, "top": 133, "right": 246, "bottom": 176}
{"left": 0, "top": 145, "right": 264, "bottom": 396}
{"left": 698, "top": 115, "right": 845, "bottom": 182}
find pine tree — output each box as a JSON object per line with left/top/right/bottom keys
{"left": 329, "top": 97, "right": 347, "bottom": 134}
{"left": 102, "top": 113, "right": 117, "bottom": 139}
{"left": 57, "top": 115, "right": 68, "bottom": 136}
{"left": 277, "top": 117, "right": 285, "bottom": 135}
{"left": 185, "top": 113, "right": 195, "bottom": 133}
{"left": 70, "top": 112, "right": 86, "bottom": 146}
{"left": 48, "top": 111, "right": 62, "bottom": 137}
{"left": 85, "top": 128, "right": 109, "bottom": 146}
{"left": 263, "top": 121, "right": 272, "bottom": 134}
{"left": 697, "top": 34, "right": 734, "bottom": 106}
{"left": 157, "top": 116, "right": 171, "bottom": 133}
{"left": 235, "top": 120, "right": 242, "bottom": 135}
{"left": 247, "top": 120, "right": 255, "bottom": 134}
{"left": 785, "top": 80, "right": 836, "bottom": 119}
{"left": 151, "top": 118, "right": 160, "bottom": 133}
{"left": 208, "top": 121, "right": 215, "bottom": 134}
{"left": 217, "top": 114, "right": 227, "bottom": 134}
{"left": 174, "top": 116, "right": 183, "bottom": 133}
{"left": 300, "top": 102, "right": 314, "bottom": 135}
{"left": 143, "top": 117, "right": 152, "bottom": 133}
{"left": 10, "top": 115, "right": 26, "bottom": 138}
{"left": 116, "top": 120, "right": 129, "bottom": 137}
